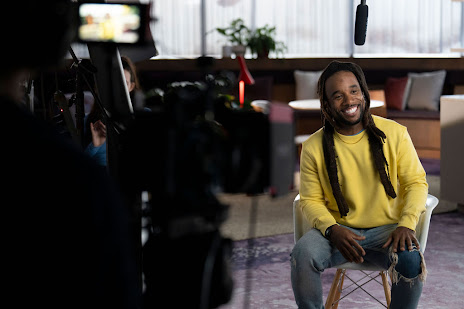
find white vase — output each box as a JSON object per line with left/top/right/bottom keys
{"left": 222, "top": 45, "right": 233, "bottom": 58}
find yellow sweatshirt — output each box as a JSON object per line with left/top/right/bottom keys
{"left": 299, "top": 116, "right": 428, "bottom": 235}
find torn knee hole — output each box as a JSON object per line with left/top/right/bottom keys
{"left": 387, "top": 247, "right": 427, "bottom": 284}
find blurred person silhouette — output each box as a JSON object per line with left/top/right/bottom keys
{"left": 84, "top": 55, "right": 140, "bottom": 166}
{"left": 0, "top": 2, "right": 140, "bottom": 308}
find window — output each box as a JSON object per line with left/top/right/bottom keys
{"left": 353, "top": 0, "right": 462, "bottom": 56}
{"left": 75, "top": 0, "right": 464, "bottom": 59}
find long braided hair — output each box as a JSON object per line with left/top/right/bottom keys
{"left": 317, "top": 61, "right": 396, "bottom": 217}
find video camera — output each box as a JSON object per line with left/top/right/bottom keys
{"left": 69, "top": 2, "right": 295, "bottom": 308}
{"left": 73, "top": 1, "right": 295, "bottom": 198}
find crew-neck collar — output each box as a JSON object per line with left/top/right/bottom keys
{"left": 334, "top": 129, "right": 366, "bottom": 144}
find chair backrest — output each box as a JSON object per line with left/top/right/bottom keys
{"left": 415, "top": 194, "right": 439, "bottom": 253}
{"left": 293, "top": 194, "right": 439, "bottom": 254}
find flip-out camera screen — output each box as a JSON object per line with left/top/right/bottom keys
{"left": 77, "top": 2, "right": 147, "bottom": 44}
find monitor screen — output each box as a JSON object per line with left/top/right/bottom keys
{"left": 77, "top": 2, "right": 147, "bottom": 45}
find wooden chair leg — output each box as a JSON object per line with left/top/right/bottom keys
{"left": 332, "top": 270, "right": 345, "bottom": 309}
{"left": 380, "top": 271, "right": 391, "bottom": 307}
{"left": 325, "top": 269, "right": 345, "bottom": 309}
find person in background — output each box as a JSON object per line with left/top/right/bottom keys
{"left": 84, "top": 55, "right": 140, "bottom": 166}
{"left": 0, "top": 2, "right": 140, "bottom": 308}
{"left": 291, "top": 61, "right": 428, "bottom": 309}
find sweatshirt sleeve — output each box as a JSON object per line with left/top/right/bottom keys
{"left": 396, "top": 128, "right": 428, "bottom": 230}
{"left": 299, "top": 141, "right": 337, "bottom": 235}
{"left": 84, "top": 141, "right": 107, "bottom": 167}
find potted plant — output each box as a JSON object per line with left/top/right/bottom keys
{"left": 215, "top": 18, "right": 250, "bottom": 56}
{"left": 247, "top": 25, "right": 287, "bottom": 58}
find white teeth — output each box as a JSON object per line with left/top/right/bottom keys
{"left": 344, "top": 106, "right": 357, "bottom": 115}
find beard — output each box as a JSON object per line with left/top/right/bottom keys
{"left": 333, "top": 104, "right": 365, "bottom": 127}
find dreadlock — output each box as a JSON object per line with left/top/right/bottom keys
{"left": 317, "top": 61, "right": 396, "bottom": 217}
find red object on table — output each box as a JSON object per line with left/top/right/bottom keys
{"left": 237, "top": 55, "right": 255, "bottom": 106}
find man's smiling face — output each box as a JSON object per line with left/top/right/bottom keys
{"left": 324, "top": 70, "right": 365, "bottom": 135}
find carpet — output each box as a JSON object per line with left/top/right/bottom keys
{"left": 218, "top": 211, "right": 464, "bottom": 309}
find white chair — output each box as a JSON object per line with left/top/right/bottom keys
{"left": 293, "top": 194, "right": 439, "bottom": 308}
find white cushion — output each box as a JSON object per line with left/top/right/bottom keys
{"left": 404, "top": 70, "right": 446, "bottom": 111}
{"left": 294, "top": 70, "right": 323, "bottom": 100}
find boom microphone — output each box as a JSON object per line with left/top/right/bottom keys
{"left": 354, "top": 0, "right": 368, "bottom": 46}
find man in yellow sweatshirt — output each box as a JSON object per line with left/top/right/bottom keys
{"left": 291, "top": 61, "right": 428, "bottom": 309}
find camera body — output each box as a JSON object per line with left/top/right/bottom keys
{"left": 118, "top": 80, "right": 295, "bottom": 204}
{"left": 117, "top": 81, "right": 294, "bottom": 309}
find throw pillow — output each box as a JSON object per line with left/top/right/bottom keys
{"left": 404, "top": 70, "right": 446, "bottom": 111}
{"left": 384, "top": 76, "right": 409, "bottom": 110}
{"left": 294, "top": 70, "right": 323, "bottom": 100}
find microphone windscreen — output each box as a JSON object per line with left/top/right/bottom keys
{"left": 354, "top": 4, "right": 368, "bottom": 46}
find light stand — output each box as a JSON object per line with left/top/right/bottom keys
{"left": 67, "top": 46, "right": 105, "bottom": 149}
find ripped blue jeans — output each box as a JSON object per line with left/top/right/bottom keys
{"left": 290, "top": 224, "right": 427, "bottom": 309}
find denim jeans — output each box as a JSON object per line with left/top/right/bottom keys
{"left": 290, "top": 224, "right": 426, "bottom": 309}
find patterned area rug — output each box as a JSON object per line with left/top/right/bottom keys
{"left": 218, "top": 211, "right": 464, "bottom": 309}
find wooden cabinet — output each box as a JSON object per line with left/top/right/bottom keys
{"left": 392, "top": 117, "right": 440, "bottom": 159}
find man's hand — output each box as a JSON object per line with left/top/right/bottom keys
{"left": 330, "top": 225, "right": 366, "bottom": 263}
{"left": 382, "top": 226, "right": 419, "bottom": 253}
{"left": 90, "top": 120, "right": 107, "bottom": 147}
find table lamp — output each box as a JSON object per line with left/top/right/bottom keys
{"left": 237, "top": 55, "right": 255, "bottom": 107}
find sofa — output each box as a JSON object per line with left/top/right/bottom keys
{"left": 386, "top": 109, "right": 440, "bottom": 159}
{"left": 292, "top": 69, "right": 447, "bottom": 159}
{"left": 381, "top": 70, "right": 445, "bottom": 159}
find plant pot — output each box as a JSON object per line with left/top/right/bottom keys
{"left": 257, "top": 49, "right": 270, "bottom": 59}
{"left": 231, "top": 44, "right": 246, "bottom": 56}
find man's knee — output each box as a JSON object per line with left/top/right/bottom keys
{"left": 388, "top": 246, "right": 427, "bottom": 284}
{"left": 291, "top": 229, "right": 331, "bottom": 271}
{"left": 395, "top": 249, "right": 422, "bottom": 278}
